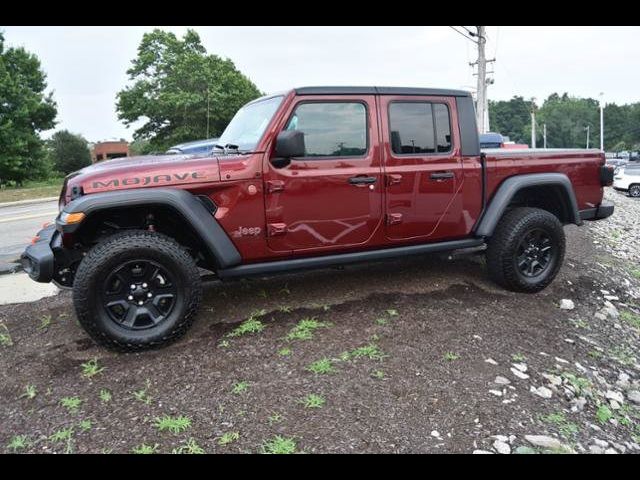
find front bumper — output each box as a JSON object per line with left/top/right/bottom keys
{"left": 579, "top": 200, "right": 615, "bottom": 222}
{"left": 21, "top": 225, "right": 58, "bottom": 283}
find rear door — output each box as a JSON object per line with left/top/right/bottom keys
{"left": 263, "top": 95, "right": 383, "bottom": 254}
{"left": 379, "top": 95, "right": 465, "bottom": 241}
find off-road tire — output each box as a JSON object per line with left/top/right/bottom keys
{"left": 486, "top": 207, "right": 565, "bottom": 293}
{"left": 73, "top": 230, "right": 202, "bottom": 351}
{"left": 629, "top": 184, "right": 640, "bottom": 198}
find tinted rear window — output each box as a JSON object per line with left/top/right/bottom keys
{"left": 389, "top": 102, "right": 452, "bottom": 155}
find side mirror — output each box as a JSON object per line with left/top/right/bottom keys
{"left": 275, "top": 130, "right": 305, "bottom": 158}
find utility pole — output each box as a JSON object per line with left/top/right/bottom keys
{"left": 206, "top": 89, "right": 211, "bottom": 138}
{"left": 464, "top": 26, "right": 495, "bottom": 134}
{"left": 543, "top": 124, "right": 547, "bottom": 149}
{"left": 585, "top": 125, "right": 590, "bottom": 149}
{"left": 599, "top": 92, "right": 604, "bottom": 152}
{"left": 530, "top": 98, "right": 537, "bottom": 149}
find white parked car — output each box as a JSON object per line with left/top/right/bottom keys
{"left": 613, "top": 163, "right": 640, "bottom": 197}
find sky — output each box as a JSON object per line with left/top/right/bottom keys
{"left": 2, "top": 26, "right": 638, "bottom": 142}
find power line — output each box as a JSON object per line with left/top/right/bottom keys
{"left": 448, "top": 26, "right": 477, "bottom": 44}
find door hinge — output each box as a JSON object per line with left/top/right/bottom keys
{"left": 386, "top": 174, "right": 402, "bottom": 186}
{"left": 267, "top": 223, "right": 288, "bottom": 236}
{"left": 266, "top": 180, "right": 285, "bottom": 193}
{"left": 386, "top": 213, "right": 403, "bottom": 225}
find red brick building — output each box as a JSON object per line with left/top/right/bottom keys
{"left": 91, "top": 140, "right": 129, "bottom": 163}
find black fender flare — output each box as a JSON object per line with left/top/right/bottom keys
{"left": 474, "top": 173, "right": 581, "bottom": 238}
{"left": 57, "top": 188, "right": 242, "bottom": 268}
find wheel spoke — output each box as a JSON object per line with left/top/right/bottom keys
{"left": 145, "top": 303, "right": 164, "bottom": 324}
{"left": 121, "top": 304, "right": 139, "bottom": 328}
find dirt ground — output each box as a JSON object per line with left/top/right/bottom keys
{"left": 1, "top": 191, "right": 640, "bottom": 454}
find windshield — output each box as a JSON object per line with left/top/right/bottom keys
{"left": 217, "top": 96, "right": 284, "bottom": 152}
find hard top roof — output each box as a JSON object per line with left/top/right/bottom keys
{"left": 294, "top": 86, "right": 471, "bottom": 97}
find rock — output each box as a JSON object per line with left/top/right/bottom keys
{"left": 604, "top": 295, "right": 620, "bottom": 301}
{"left": 485, "top": 358, "right": 498, "bottom": 366}
{"left": 593, "top": 438, "right": 609, "bottom": 448}
{"left": 494, "top": 376, "right": 511, "bottom": 385}
{"left": 493, "top": 440, "right": 511, "bottom": 454}
{"left": 564, "top": 338, "right": 575, "bottom": 344}
{"left": 560, "top": 299, "right": 575, "bottom": 310}
{"left": 571, "top": 397, "right": 587, "bottom": 412}
{"left": 530, "top": 386, "right": 553, "bottom": 399}
{"left": 511, "top": 368, "right": 530, "bottom": 380}
{"left": 610, "top": 400, "right": 621, "bottom": 410}
{"left": 589, "top": 445, "right": 604, "bottom": 454}
{"left": 512, "top": 363, "right": 527, "bottom": 372}
{"left": 542, "top": 373, "right": 562, "bottom": 386}
{"left": 599, "top": 301, "right": 619, "bottom": 320}
{"left": 525, "top": 435, "right": 567, "bottom": 451}
{"left": 606, "top": 390, "right": 624, "bottom": 404}
{"left": 555, "top": 357, "right": 569, "bottom": 364}
{"left": 604, "top": 448, "right": 618, "bottom": 454}
{"left": 430, "top": 430, "right": 440, "bottom": 438}
{"left": 473, "top": 450, "right": 493, "bottom": 454}
{"left": 514, "top": 446, "right": 537, "bottom": 454}
{"left": 489, "top": 389, "right": 503, "bottom": 397}
{"left": 627, "top": 390, "right": 640, "bottom": 405}
{"left": 611, "top": 442, "right": 626, "bottom": 453}
{"left": 491, "top": 435, "right": 509, "bottom": 442}
{"left": 473, "top": 334, "right": 482, "bottom": 340}
{"left": 616, "top": 373, "right": 631, "bottom": 389}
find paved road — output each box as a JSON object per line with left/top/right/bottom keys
{"left": 0, "top": 199, "right": 58, "bottom": 263}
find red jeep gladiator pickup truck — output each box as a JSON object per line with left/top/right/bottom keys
{"left": 22, "top": 86, "right": 615, "bottom": 351}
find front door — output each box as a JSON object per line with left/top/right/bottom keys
{"left": 379, "top": 95, "right": 465, "bottom": 241}
{"left": 263, "top": 96, "right": 383, "bottom": 254}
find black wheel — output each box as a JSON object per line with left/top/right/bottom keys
{"left": 629, "top": 184, "right": 640, "bottom": 198}
{"left": 73, "top": 230, "right": 202, "bottom": 351}
{"left": 486, "top": 207, "right": 565, "bottom": 293}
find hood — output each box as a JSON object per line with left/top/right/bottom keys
{"left": 64, "top": 154, "right": 221, "bottom": 203}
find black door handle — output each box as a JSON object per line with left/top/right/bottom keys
{"left": 430, "top": 172, "right": 455, "bottom": 180}
{"left": 348, "top": 176, "right": 377, "bottom": 185}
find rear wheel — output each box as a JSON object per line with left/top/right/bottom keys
{"left": 486, "top": 207, "right": 565, "bottom": 293}
{"left": 73, "top": 230, "right": 202, "bottom": 351}
{"left": 629, "top": 184, "right": 640, "bottom": 197}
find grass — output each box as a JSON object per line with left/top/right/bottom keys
{"left": 154, "top": 415, "right": 192, "bottom": 434}
{"left": 300, "top": 393, "right": 325, "bottom": 409}
{"left": 59, "top": 396, "right": 82, "bottom": 414}
{"left": 217, "top": 432, "right": 240, "bottom": 446}
{"left": 228, "top": 315, "right": 265, "bottom": 338}
{"left": 375, "top": 317, "right": 388, "bottom": 326}
{"left": 596, "top": 405, "right": 613, "bottom": 424}
{"left": 306, "top": 358, "right": 336, "bottom": 374}
{"left": 49, "top": 427, "right": 74, "bottom": 453}
{"left": 540, "top": 412, "right": 579, "bottom": 438}
{"left": 80, "top": 358, "right": 104, "bottom": 378}
{"left": 172, "top": 438, "right": 205, "bottom": 454}
{"left": 511, "top": 353, "right": 527, "bottom": 362}
{"left": 386, "top": 309, "right": 399, "bottom": 317}
{"left": 279, "top": 284, "right": 291, "bottom": 295}
{"left": 132, "top": 443, "right": 159, "bottom": 454}
{"left": 588, "top": 350, "right": 603, "bottom": 359}
{"left": 443, "top": 352, "right": 460, "bottom": 362}
{"left": 7, "top": 435, "right": 30, "bottom": 452}
{"left": 286, "top": 317, "right": 330, "bottom": 341}
{"left": 38, "top": 314, "right": 52, "bottom": 330}
{"left": 99, "top": 389, "right": 112, "bottom": 403}
{"left": 21, "top": 385, "right": 37, "bottom": 400}
{"left": 279, "top": 305, "right": 293, "bottom": 313}
{"left": 268, "top": 413, "right": 283, "bottom": 425}
{"left": 631, "top": 269, "right": 640, "bottom": 280}
{"left": 278, "top": 347, "right": 292, "bottom": 356}
{"left": 0, "top": 323, "right": 12, "bottom": 347}
{"left": 133, "top": 379, "right": 152, "bottom": 404}
{"left": 610, "top": 346, "right": 636, "bottom": 366}
{"left": 561, "top": 372, "right": 592, "bottom": 396}
{"left": 620, "top": 310, "right": 640, "bottom": 329}
{"left": 372, "top": 369, "right": 386, "bottom": 379}
{"left": 262, "top": 435, "right": 297, "bottom": 454}
{"left": 218, "top": 340, "right": 230, "bottom": 348}
{"left": 0, "top": 177, "right": 63, "bottom": 203}
{"left": 349, "top": 343, "right": 386, "bottom": 361}
{"left": 231, "top": 381, "right": 249, "bottom": 395}
{"left": 78, "top": 420, "right": 92, "bottom": 432}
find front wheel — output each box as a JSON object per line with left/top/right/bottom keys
{"left": 73, "top": 230, "right": 202, "bottom": 351}
{"left": 486, "top": 207, "right": 565, "bottom": 293}
{"left": 629, "top": 184, "right": 640, "bottom": 198}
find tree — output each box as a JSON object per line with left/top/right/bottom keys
{"left": 488, "top": 96, "right": 531, "bottom": 144}
{"left": 47, "top": 130, "right": 91, "bottom": 175}
{"left": 0, "top": 32, "right": 57, "bottom": 185}
{"left": 116, "top": 29, "right": 262, "bottom": 152}
{"left": 537, "top": 93, "right": 600, "bottom": 149}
